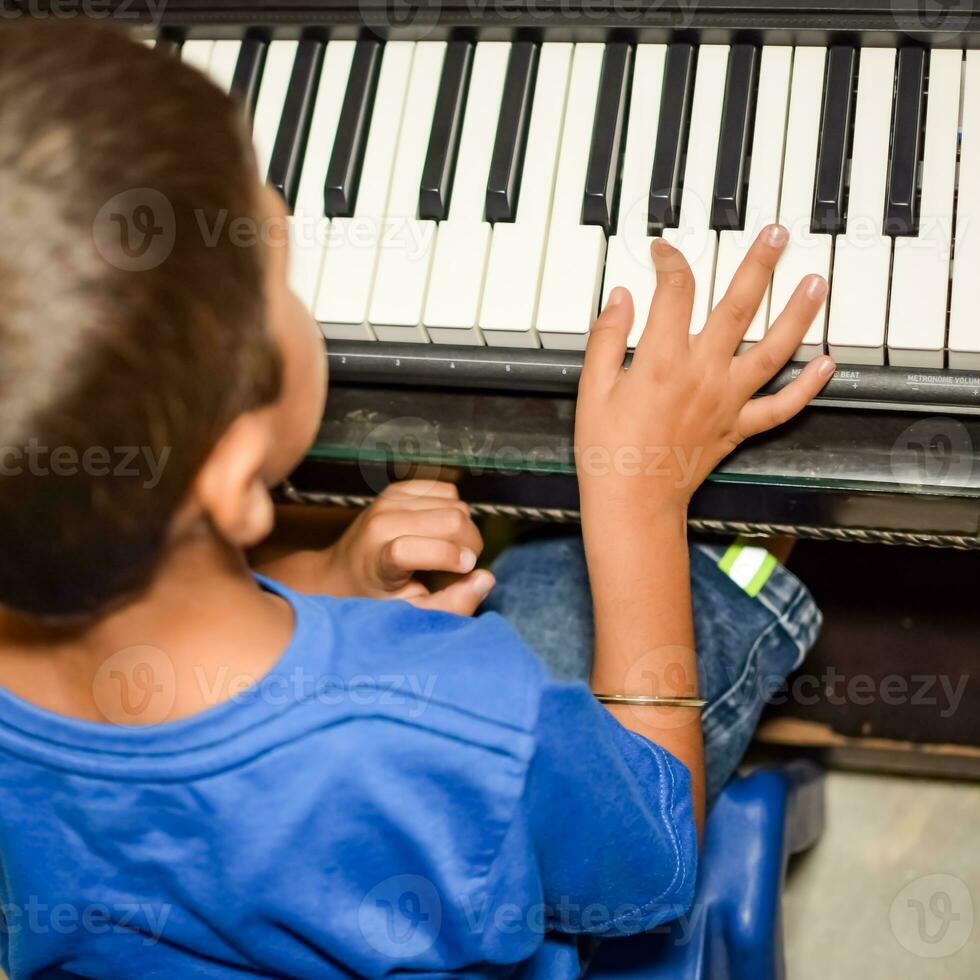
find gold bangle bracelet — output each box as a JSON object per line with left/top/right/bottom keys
{"left": 593, "top": 694, "right": 708, "bottom": 709}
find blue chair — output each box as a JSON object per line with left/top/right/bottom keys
{"left": 587, "top": 761, "right": 825, "bottom": 980}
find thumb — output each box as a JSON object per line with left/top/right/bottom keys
{"left": 406, "top": 570, "right": 495, "bottom": 617}
{"left": 581, "top": 286, "right": 634, "bottom": 391}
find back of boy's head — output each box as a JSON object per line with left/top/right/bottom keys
{"left": 0, "top": 21, "right": 281, "bottom": 618}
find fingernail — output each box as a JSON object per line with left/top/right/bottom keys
{"left": 818, "top": 356, "right": 836, "bottom": 378}
{"left": 765, "top": 224, "right": 789, "bottom": 247}
{"left": 652, "top": 238, "right": 672, "bottom": 256}
{"left": 606, "top": 286, "right": 626, "bottom": 308}
{"left": 806, "top": 275, "right": 828, "bottom": 300}
{"left": 458, "top": 547, "right": 477, "bottom": 572}
{"left": 471, "top": 571, "right": 495, "bottom": 598}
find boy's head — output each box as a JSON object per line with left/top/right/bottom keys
{"left": 0, "top": 21, "right": 326, "bottom": 618}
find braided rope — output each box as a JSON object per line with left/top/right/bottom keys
{"left": 277, "top": 482, "right": 980, "bottom": 550}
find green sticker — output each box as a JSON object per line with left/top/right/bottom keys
{"left": 718, "top": 537, "right": 778, "bottom": 597}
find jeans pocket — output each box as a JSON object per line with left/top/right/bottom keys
{"left": 694, "top": 561, "right": 823, "bottom": 805}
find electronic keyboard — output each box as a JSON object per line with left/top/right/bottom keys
{"left": 142, "top": 2, "right": 980, "bottom": 411}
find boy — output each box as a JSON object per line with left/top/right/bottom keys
{"left": 0, "top": 21, "right": 832, "bottom": 978}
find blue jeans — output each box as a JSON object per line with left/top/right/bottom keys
{"left": 482, "top": 533, "right": 822, "bottom": 806}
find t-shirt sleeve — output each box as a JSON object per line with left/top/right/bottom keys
{"left": 524, "top": 679, "right": 698, "bottom": 937}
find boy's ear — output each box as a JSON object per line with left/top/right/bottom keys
{"left": 193, "top": 412, "right": 276, "bottom": 548}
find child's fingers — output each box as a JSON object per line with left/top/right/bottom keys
{"left": 702, "top": 225, "right": 787, "bottom": 356}
{"left": 632, "top": 239, "right": 694, "bottom": 368}
{"left": 378, "top": 535, "right": 478, "bottom": 586}
{"left": 737, "top": 356, "right": 835, "bottom": 438}
{"left": 390, "top": 581, "right": 430, "bottom": 601}
{"left": 735, "top": 274, "right": 829, "bottom": 394}
{"left": 580, "top": 286, "right": 634, "bottom": 392}
{"left": 407, "top": 570, "right": 496, "bottom": 617}
{"left": 375, "top": 496, "right": 472, "bottom": 515}
{"left": 368, "top": 506, "right": 483, "bottom": 558}
{"left": 381, "top": 479, "right": 459, "bottom": 500}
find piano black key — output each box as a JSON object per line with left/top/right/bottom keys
{"left": 267, "top": 39, "right": 325, "bottom": 211}
{"left": 648, "top": 42, "right": 696, "bottom": 231}
{"left": 231, "top": 37, "right": 268, "bottom": 122}
{"left": 885, "top": 47, "right": 926, "bottom": 236}
{"left": 485, "top": 42, "right": 538, "bottom": 224}
{"left": 811, "top": 45, "right": 856, "bottom": 235}
{"left": 419, "top": 41, "right": 474, "bottom": 222}
{"left": 710, "top": 44, "right": 759, "bottom": 231}
{"left": 324, "top": 39, "right": 382, "bottom": 219}
{"left": 582, "top": 43, "right": 632, "bottom": 235}
{"left": 155, "top": 34, "right": 183, "bottom": 58}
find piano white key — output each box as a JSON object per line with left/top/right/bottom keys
{"left": 661, "top": 44, "right": 728, "bottom": 334}
{"left": 481, "top": 43, "right": 573, "bottom": 349}
{"left": 180, "top": 40, "right": 214, "bottom": 74}
{"left": 712, "top": 46, "right": 792, "bottom": 351}
{"left": 827, "top": 47, "right": 896, "bottom": 365}
{"left": 888, "top": 50, "right": 961, "bottom": 368}
{"left": 316, "top": 42, "right": 415, "bottom": 341}
{"left": 425, "top": 42, "right": 511, "bottom": 345}
{"left": 288, "top": 40, "right": 356, "bottom": 310}
{"left": 537, "top": 43, "right": 606, "bottom": 350}
{"left": 207, "top": 40, "right": 241, "bottom": 93}
{"left": 949, "top": 52, "right": 980, "bottom": 369}
{"left": 601, "top": 44, "right": 667, "bottom": 349}
{"left": 771, "top": 47, "right": 831, "bottom": 360}
{"left": 370, "top": 42, "right": 447, "bottom": 342}
{"left": 253, "top": 40, "right": 299, "bottom": 181}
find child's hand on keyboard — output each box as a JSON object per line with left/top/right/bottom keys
{"left": 575, "top": 225, "right": 835, "bottom": 519}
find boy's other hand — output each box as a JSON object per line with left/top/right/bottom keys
{"left": 322, "top": 480, "right": 494, "bottom": 614}
{"left": 575, "top": 225, "right": 835, "bottom": 520}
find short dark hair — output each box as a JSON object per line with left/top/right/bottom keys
{"left": 0, "top": 20, "right": 281, "bottom": 617}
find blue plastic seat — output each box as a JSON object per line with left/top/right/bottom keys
{"left": 586, "top": 761, "right": 825, "bottom": 980}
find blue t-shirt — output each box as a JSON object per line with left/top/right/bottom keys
{"left": 0, "top": 576, "right": 696, "bottom": 978}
